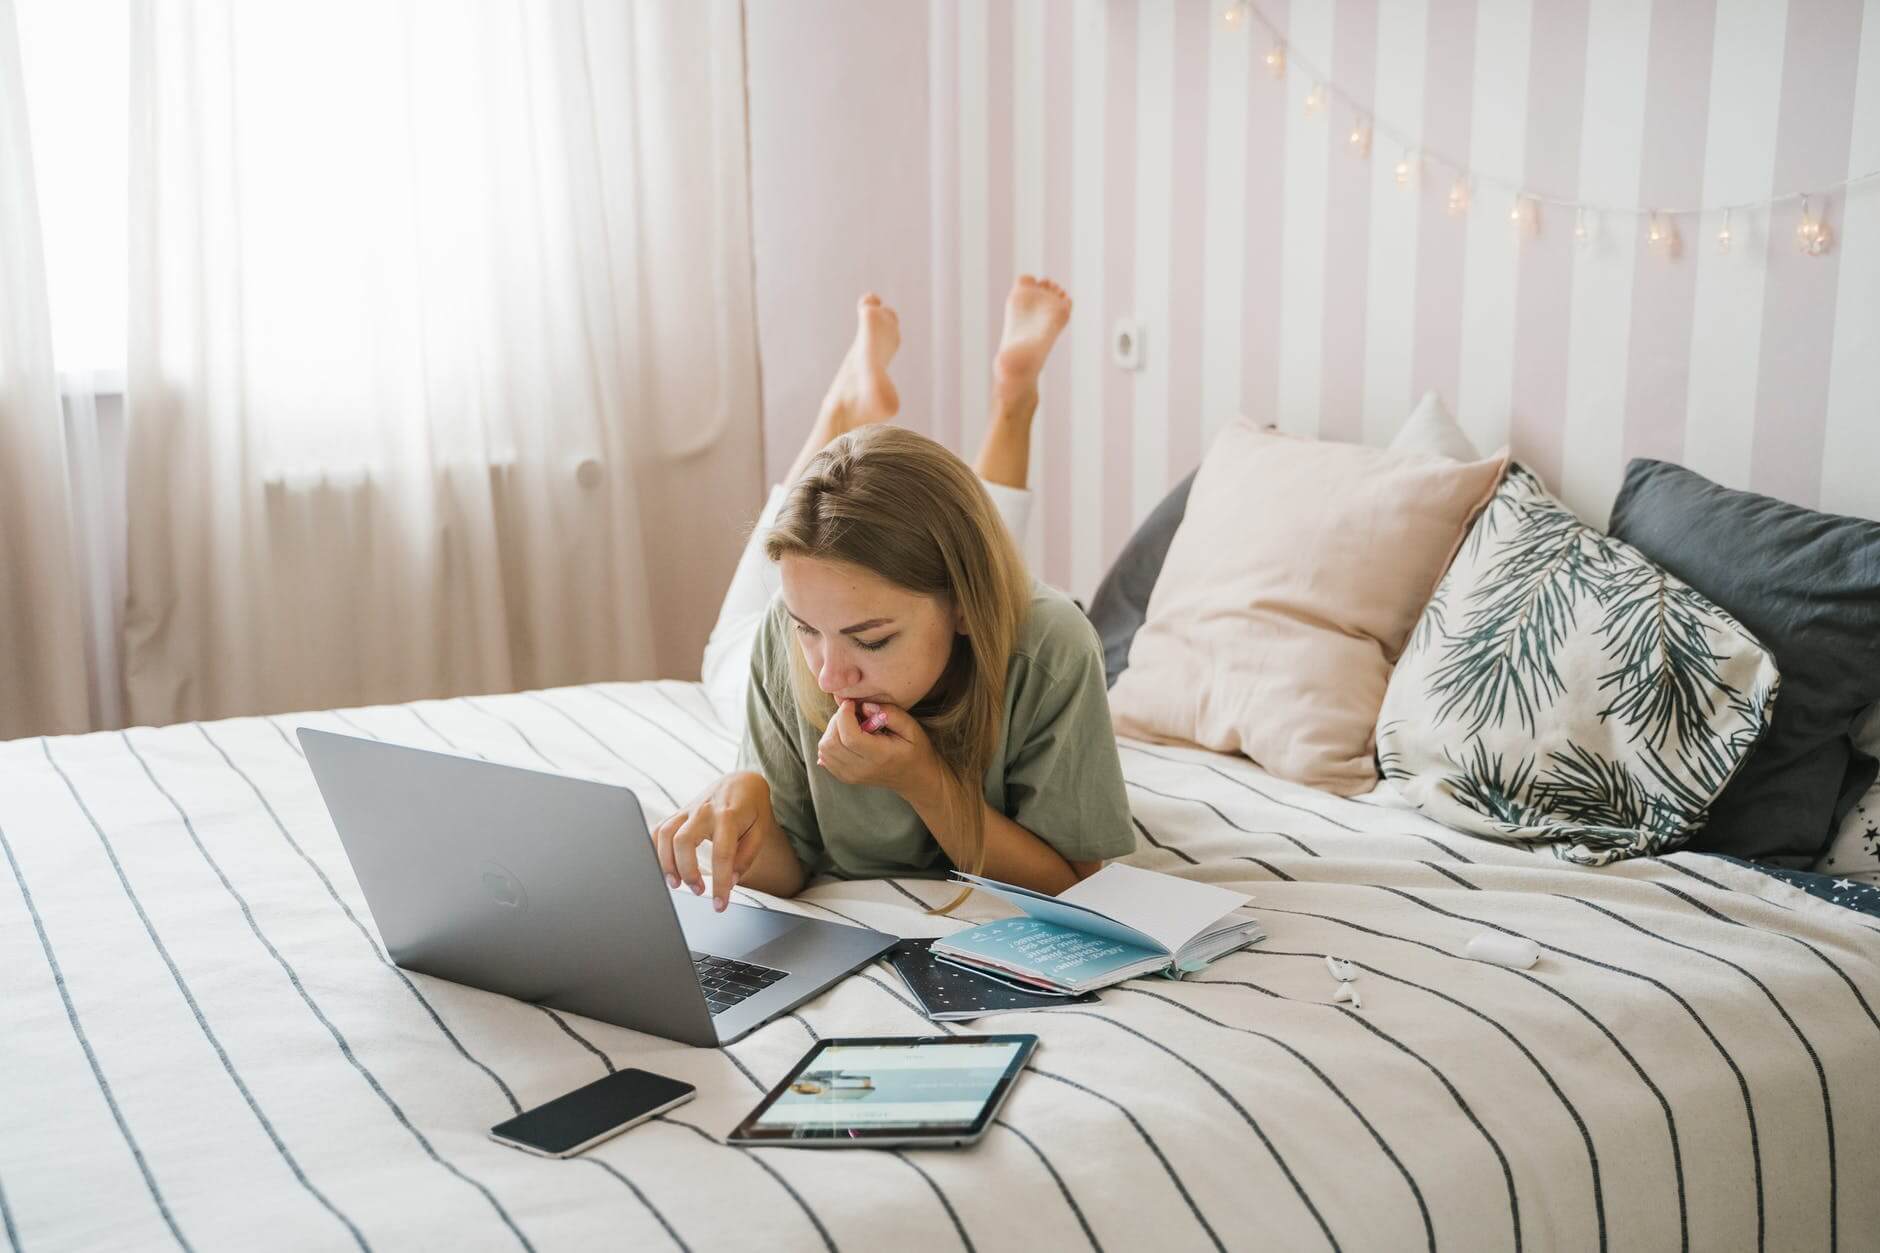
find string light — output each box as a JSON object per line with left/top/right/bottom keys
{"left": 1796, "top": 195, "right": 1833, "bottom": 255}
{"left": 1647, "top": 211, "right": 1681, "bottom": 257}
{"left": 1510, "top": 194, "right": 1539, "bottom": 238}
{"left": 1446, "top": 176, "right": 1470, "bottom": 217}
{"left": 1227, "top": 0, "right": 1870, "bottom": 260}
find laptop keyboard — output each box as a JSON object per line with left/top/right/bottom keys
{"left": 690, "top": 951, "right": 789, "bottom": 1016}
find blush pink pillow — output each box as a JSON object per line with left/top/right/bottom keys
{"left": 1108, "top": 420, "right": 1507, "bottom": 795}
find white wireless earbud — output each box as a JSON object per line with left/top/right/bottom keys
{"left": 1465, "top": 932, "right": 1541, "bottom": 970}
{"left": 1324, "top": 955, "right": 1362, "bottom": 1009}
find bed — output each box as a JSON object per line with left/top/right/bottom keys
{"left": 3, "top": 680, "right": 1875, "bottom": 1252}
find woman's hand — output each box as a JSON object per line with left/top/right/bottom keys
{"left": 816, "top": 699, "right": 943, "bottom": 804}
{"left": 651, "top": 771, "right": 774, "bottom": 911}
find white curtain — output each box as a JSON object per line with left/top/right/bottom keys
{"left": 124, "top": 0, "right": 763, "bottom": 724}
{"left": 0, "top": 0, "right": 91, "bottom": 739}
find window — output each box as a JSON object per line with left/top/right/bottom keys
{"left": 16, "top": 0, "right": 128, "bottom": 380}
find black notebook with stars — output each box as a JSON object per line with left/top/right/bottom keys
{"left": 887, "top": 937, "right": 1098, "bottom": 1022}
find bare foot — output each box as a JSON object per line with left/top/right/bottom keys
{"left": 787, "top": 294, "right": 902, "bottom": 486}
{"left": 821, "top": 293, "right": 901, "bottom": 433}
{"left": 993, "top": 275, "right": 1072, "bottom": 407}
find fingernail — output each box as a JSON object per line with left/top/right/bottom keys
{"left": 690, "top": 881, "right": 703, "bottom": 895}
{"left": 666, "top": 873, "right": 679, "bottom": 889}
{"left": 714, "top": 898, "right": 727, "bottom": 913}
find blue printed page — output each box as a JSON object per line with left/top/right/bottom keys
{"left": 932, "top": 917, "right": 1167, "bottom": 991}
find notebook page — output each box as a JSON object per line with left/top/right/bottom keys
{"left": 952, "top": 872, "right": 1166, "bottom": 952}
{"left": 1058, "top": 864, "right": 1252, "bottom": 955}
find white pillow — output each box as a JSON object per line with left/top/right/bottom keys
{"left": 1390, "top": 390, "right": 1482, "bottom": 462}
{"left": 1812, "top": 704, "right": 1880, "bottom": 885}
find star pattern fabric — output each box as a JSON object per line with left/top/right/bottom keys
{"left": 1809, "top": 768, "right": 1880, "bottom": 891}
{"left": 1712, "top": 853, "right": 1880, "bottom": 920}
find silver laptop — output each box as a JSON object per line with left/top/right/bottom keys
{"left": 298, "top": 728, "right": 895, "bottom": 1047}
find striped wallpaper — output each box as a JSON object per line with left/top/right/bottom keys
{"left": 746, "top": 0, "right": 1880, "bottom": 600}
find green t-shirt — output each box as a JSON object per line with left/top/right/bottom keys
{"left": 735, "top": 580, "right": 1137, "bottom": 880}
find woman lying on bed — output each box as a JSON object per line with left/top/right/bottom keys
{"left": 654, "top": 279, "right": 1135, "bottom": 912}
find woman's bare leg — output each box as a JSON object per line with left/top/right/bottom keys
{"left": 782, "top": 293, "right": 902, "bottom": 487}
{"left": 704, "top": 294, "right": 902, "bottom": 734}
{"left": 973, "top": 276, "right": 1072, "bottom": 489}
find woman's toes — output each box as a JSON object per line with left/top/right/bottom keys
{"left": 860, "top": 301, "right": 900, "bottom": 339}
{"left": 859, "top": 292, "right": 881, "bottom": 309}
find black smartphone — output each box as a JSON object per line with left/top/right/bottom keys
{"left": 489, "top": 1069, "right": 695, "bottom": 1158}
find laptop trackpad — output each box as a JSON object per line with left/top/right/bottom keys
{"left": 672, "top": 891, "right": 804, "bottom": 959}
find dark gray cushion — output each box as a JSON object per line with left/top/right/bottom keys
{"left": 1608, "top": 459, "right": 1880, "bottom": 866}
{"left": 1085, "top": 469, "right": 1196, "bottom": 687}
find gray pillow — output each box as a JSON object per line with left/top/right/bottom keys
{"left": 1085, "top": 469, "right": 1196, "bottom": 687}
{"left": 1608, "top": 459, "right": 1880, "bottom": 866}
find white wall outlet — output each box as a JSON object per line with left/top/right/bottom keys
{"left": 1111, "top": 316, "right": 1145, "bottom": 371}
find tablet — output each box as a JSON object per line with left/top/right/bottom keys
{"left": 726, "top": 1034, "right": 1038, "bottom": 1148}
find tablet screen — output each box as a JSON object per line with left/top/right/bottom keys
{"left": 731, "top": 1035, "right": 1037, "bottom": 1144}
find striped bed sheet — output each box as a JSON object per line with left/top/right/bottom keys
{"left": 2, "top": 680, "right": 1876, "bottom": 1253}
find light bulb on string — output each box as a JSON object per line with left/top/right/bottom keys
{"left": 1303, "top": 82, "right": 1326, "bottom": 117}
{"left": 1796, "top": 195, "right": 1833, "bottom": 255}
{"left": 1394, "top": 150, "right": 1415, "bottom": 188}
{"left": 1647, "top": 211, "right": 1681, "bottom": 258}
{"left": 1221, "top": 1, "right": 1248, "bottom": 31}
{"left": 1509, "top": 194, "right": 1538, "bottom": 239}
{"left": 1446, "top": 176, "right": 1470, "bottom": 216}
{"left": 1347, "top": 120, "right": 1372, "bottom": 158}
{"left": 1264, "top": 43, "right": 1286, "bottom": 77}
{"left": 1716, "top": 209, "right": 1733, "bottom": 254}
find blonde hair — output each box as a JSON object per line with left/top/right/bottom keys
{"left": 764, "top": 425, "right": 1032, "bottom": 913}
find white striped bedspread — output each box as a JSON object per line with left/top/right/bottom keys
{"left": 3, "top": 682, "right": 1876, "bottom": 1253}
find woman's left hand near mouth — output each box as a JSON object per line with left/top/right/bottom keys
{"left": 816, "top": 698, "right": 942, "bottom": 802}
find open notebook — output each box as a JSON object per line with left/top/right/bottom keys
{"left": 932, "top": 864, "right": 1264, "bottom": 995}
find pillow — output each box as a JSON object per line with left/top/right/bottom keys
{"left": 1084, "top": 391, "right": 1479, "bottom": 688}
{"left": 1608, "top": 459, "right": 1880, "bottom": 866}
{"left": 1376, "top": 464, "right": 1779, "bottom": 864}
{"left": 1085, "top": 468, "right": 1197, "bottom": 688}
{"left": 1393, "top": 389, "right": 1482, "bottom": 462}
{"left": 1108, "top": 420, "right": 1507, "bottom": 795}
{"left": 1813, "top": 703, "right": 1880, "bottom": 885}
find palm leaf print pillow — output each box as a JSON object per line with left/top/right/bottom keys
{"left": 1375, "top": 464, "right": 1779, "bottom": 864}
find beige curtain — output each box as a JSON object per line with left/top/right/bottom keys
{"left": 123, "top": 0, "right": 762, "bottom": 725}
{"left": 0, "top": 0, "right": 90, "bottom": 740}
